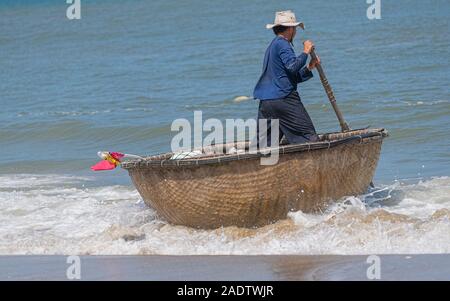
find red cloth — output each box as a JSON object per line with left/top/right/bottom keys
{"left": 90, "top": 160, "right": 116, "bottom": 171}
{"left": 90, "top": 152, "right": 124, "bottom": 171}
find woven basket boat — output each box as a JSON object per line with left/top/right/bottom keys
{"left": 121, "top": 128, "right": 388, "bottom": 229}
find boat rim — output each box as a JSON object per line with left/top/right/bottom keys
{"left": 121, "top": 128, "right": 388, "bottom": 169}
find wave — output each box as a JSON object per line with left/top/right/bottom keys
{"left": 0, "top": 174, "right": 449, "bottom": 255}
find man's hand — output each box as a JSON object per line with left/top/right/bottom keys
{"left": 303, "top": 40, "right": 314, "bottom": 54}
{"left": 308, "top": 55, "right": 320, "bottom": 71}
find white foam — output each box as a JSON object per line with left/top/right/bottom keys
{"left": 233, "top": 96, "right": 251, "bottom": 102}
{"left": 0, "top": 174, "right": 449, "bottom": 255}
{"left": 0, "top": 174, "right": 91, "bottom": 188}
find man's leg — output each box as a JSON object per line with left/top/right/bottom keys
{"left": 274, "top": 92, "right": 319, "bottom": 144}
{"left": 286, "top": 99, "right": 319, "bottom": 143}
{"left": 256, "top": 100, "right": 285, "bottom": 147}
{"left": 256, "top": 101, "right": 272, "bottom": 147}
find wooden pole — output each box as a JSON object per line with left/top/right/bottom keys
{"left": 310, "top": 47, "right": 373, "bottom": 187}
{"left": 310, "top": 47, "right": 350, "bottom": 132}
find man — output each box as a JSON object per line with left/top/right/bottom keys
{"left": 254, "top": 10, "right": 321, "bottom": 146}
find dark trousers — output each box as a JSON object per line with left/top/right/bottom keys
{"left": 257, "top": 91, "right": 318, "bottom": 146}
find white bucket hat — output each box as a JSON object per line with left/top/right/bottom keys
{"left": 266, "top": 10, "right": 304, "bottom": 30}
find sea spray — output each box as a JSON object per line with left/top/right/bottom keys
{"left": 0, "top": 174, "right": 449, "bottom": 255}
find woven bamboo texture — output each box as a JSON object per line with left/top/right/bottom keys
{"left": 122, "top": 128, "right": 388, "bottom": 228}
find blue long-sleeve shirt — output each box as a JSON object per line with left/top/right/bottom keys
{"left": 253, "top": 36, "right": 313, "bottom": 100}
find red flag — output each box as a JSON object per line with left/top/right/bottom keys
{"left": 90, "top": 160, "right": 116, "bottom": 171}
{"left": 91, "top": 151, "right": 125, "bottom": 171}
{"left": 110, "top": 152, "right": 124, "bottom": 160}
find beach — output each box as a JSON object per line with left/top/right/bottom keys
{"left": 1, "top": 255, "right": 449, "bottom": 281}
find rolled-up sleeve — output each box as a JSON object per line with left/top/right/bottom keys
{"left": 297, "top": 66, "right": 313, "bottom": 83}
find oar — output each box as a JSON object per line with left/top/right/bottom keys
{"left": 309, "top": 47, "right": 350, "bottom": 132}
{"left": 309, "top": 46, "right": 375, "bottom": 188}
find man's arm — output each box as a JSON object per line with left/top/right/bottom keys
{"left": 298, "top": 52, "right": 321, "bottom": 82}
{"left": 297, "top": 66, "right": 313, "bottom": 83}
{"left": 279, "top": 42, "right": 309, "bottom": 75}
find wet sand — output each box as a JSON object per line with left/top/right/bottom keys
{"left": 0, "top": 255, "right": 449, "bottom": 281}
